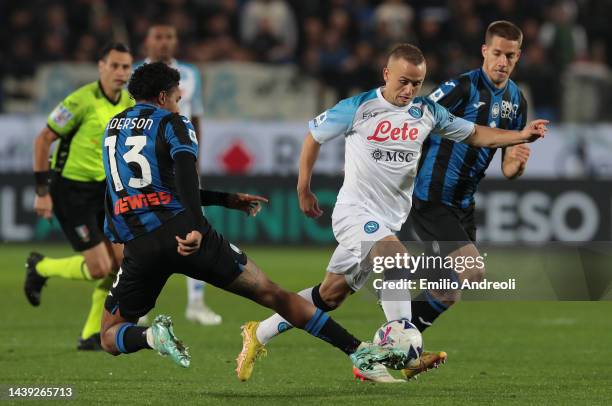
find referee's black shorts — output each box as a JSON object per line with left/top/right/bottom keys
{"left": 409, "top": 197, "right": 477, "bottom": 257}
{"left": 50, "top": 174, "right": 106, "bottom": 252}
{"left": 105, "top": 211, "right": 246, "bottom": 319}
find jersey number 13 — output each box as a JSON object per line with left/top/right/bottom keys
{"left": 104, "top": 135, "right": 152, "bottom": 192}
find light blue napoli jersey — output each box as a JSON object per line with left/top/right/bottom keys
{"left": 135, "top": 59, "right": 204, "bottom": 119}
{"left": 308, "top": 87, "right": 475, "bottom": 231}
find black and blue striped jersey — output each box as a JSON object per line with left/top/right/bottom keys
{"left": 414, "top": 68, "right": 528, "bottom": 208}
{"left": 102, "top": 103, "right": 199, "bottom": 243}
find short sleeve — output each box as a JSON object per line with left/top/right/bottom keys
{"left": 428, "top": 77, "right": 468, "bottom": 111}
{"left": 165, "top": 114, "right": 199, "bottom": 159}
{"left": 428, "top": 100, "right": 475, "bottom": 142}
{"left": 308, "top": 97, "right": 358, "bottom": 144}
{"left": 190, "top": 67, "right": 205, "bottom": 118}
{"left": 47, "top": 92, "right": 83, "bottom": 137}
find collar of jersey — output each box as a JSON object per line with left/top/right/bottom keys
{"left": 97, "top": 81, "right": 122, "bottom": 106}
{"left": 144, "top": 57, "right": 179, "bottom": 69}
{"left": 376, "top": 87, "right": 413, "bottom": 111}
{"left": 479, "top": 68, "right": 507, "bottom": 95}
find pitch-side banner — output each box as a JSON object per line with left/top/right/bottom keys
{"left": 1, "top": 175, "right": 611, "bottom": 243}
{"left": 1, "top": 116, "right": 612, "bottom": 177}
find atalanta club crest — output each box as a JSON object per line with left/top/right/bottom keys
{"left": 408, "top": 106, "right": 423, "bottom": 119}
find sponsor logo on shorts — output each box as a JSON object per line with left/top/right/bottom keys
{"left": 74, "top": 225, "right": 90, "bottom": 243}
{"left": 277, "top": 321, "right": 291, "bottom": 333}
{"left": 364, "top": 221, "right": 379, "bottom": 234}
{"left": 114, "top": 191, "right": 173, "bottom": 215}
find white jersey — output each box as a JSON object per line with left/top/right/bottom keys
{"left": 309, "top": 88, "right": 475, "bottom": 231}
{"left": 136, "top": 59, "right": 204, "bottom": 119}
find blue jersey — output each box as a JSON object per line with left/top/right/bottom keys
{"left": 414, "top": 68, "right": 528, "bottom": 208}
{"left": 102, "top": 103, "right": 199, "bottom": 243}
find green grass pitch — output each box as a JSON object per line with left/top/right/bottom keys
{"left": 1, "top": 244, "right": 611, "bottom": 405}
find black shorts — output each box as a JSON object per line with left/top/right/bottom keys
{"left": 409, "top": 198, "right": 477, "bottom": 257}
{"left": 50, "top": 174, "right": 106, "bottom": 252}
{"left": 105, "top": 211, "right": 246, "bottom": 319}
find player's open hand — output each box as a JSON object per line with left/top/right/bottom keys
{"left": 521, "top": 119, "right": 549, "bottom": 143}
{"left": 298, "top": 188, "right": 323, "bottom": 218}
{"left": 176, "top": 230, "right": 202, "bottom": 256}
{"left": 34, "top": 194, "right": 53, "bottom": 220}
{"left": 227, "top": 193, "right": 268, "bottom": 216}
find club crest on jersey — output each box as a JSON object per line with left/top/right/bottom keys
{"left": 491, "top": 102, "right": 500, "bottom": 119}
{"left": 364, "top": 221, "right": 379, "bottom": 234}
{"left": 408, "top": 106, "right": 423, "bottom": 119}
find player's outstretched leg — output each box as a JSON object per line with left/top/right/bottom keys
{"left": 237, "top": 274, "right": 351, "bottom": 381}
{"left": 100, "top": 308, "right": 190, "bottom": 368}
{"left": 230, "top": 258, "right": 409, "bottom": 381}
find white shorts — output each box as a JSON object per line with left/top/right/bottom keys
{"left": 326, "top": 204, "right": 395, "bottom": 291}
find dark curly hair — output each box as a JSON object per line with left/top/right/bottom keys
{"left": 127, "top": 62, "right": 180, "bottom": 101}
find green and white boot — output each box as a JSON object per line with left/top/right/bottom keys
{"left": 150, "top": 315, "right": 190, "bottom": 368}
{"left": 350, "top": 342, "right": 408, "bottom": 372}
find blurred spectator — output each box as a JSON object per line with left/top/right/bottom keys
{"left": 73, "top": 34, "right": 99, "bottom": 62}
{"left": 516, "top": 43, "right": 559, "bottom": 120}
{"left": 539, "top": 0, "right": 588, "bottom": 71}
{"left": 562, "top": 40, "right": 612, "bottom": 122}
{"left": 0, "top": 0, "right": 608, "bottom": 120}
{"left": 373, "top": 0, "right": 415, "bottom": 42}
{"left": 240, "top": 0, "right": 297, "bottom": 62}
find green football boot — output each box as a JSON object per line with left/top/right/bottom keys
{"left": 350, "top": 342, "right": 408, "bottom": 372}
{"left": 150, "top": 315, "right": 190, "bottom": 368}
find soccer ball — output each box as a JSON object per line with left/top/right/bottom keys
{"left": 373, "top": 319, "right": 423, "bottom": 368}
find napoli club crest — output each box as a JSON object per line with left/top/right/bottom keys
{"left": 408, "top": 106, "right": 423, "bottom": 119}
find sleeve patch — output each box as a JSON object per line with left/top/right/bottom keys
{"left": 49, "top": 105, "right": 74, "bottom": 128}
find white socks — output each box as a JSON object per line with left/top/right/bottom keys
{"left": 145, "top": 328, "right": 154, "bottom": 348}
{"left": 187, "top": 277, "right": 205, "bottom": 307}
{"left": 255, "top": 287, "right": 315, "bottom": 344}
{"left": 380, "top": 287, "right": 412, "bottom": 321}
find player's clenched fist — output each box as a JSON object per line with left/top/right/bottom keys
{"left": 176, "top": 230, "right": 202, "bottom": 256}
{"left": 34, "top": 194, "right": 53, "bottom": 220}
{"left": 298, "top": 188, "right": 323, "bottom": 218}
{"left": 506, "top": 144, "right": 530, "bottom": 164}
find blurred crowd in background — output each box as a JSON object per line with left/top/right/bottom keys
{"left": 1, "top": 0, "right": 611, "bottom": 120}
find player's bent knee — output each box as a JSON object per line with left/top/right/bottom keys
{"left": 100, "top": 330, "right": 120, "bottom": 356}
{"left": 318, "top": 284, "right": 350, "bottom": 310}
